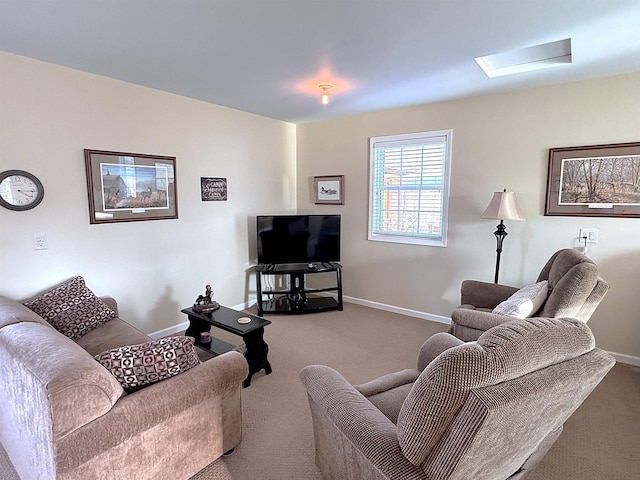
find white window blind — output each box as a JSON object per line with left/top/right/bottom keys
{"left": 368, "top": 130, "right": 452, "bottom": 247}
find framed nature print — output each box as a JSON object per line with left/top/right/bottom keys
{"left": 314, "top": 175, "right": 344, "bottom": 205}
{"left": 84, "top": 149, "right": 178, "bottom": 224}
{"left": 545, "top": 142, "right": 640, "bottom": 217}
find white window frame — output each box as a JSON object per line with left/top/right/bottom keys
{"left": 368, "top": 129, "right": 452, "bottom": 247}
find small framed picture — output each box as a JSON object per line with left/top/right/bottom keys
{"left": 314, "top": 175, "right": 344, "bottom": 205}
{"left": 201, "top": 177, "right": 228, "bottom": 201}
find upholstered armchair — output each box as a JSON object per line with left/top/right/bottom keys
{"left": 300, "top": 317, "right": 614, "bottom": 480}
{"left": 449, "top": 248, "right": 609, "bottom": 341}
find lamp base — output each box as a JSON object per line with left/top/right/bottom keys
{"left": 493, "top": 220, "right": 508, "bottom": 284}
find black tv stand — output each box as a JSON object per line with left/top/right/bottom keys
{"left": 255, "top": 263, "right": 343, "bottom": 315}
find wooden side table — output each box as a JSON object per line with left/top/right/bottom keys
{"left": 181, "top": 305, "right": 272, "bottom": 387}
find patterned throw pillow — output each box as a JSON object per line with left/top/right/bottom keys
{"left": 492, "top": 280, "right": 549, "bottom": 319}
{"left": 94, "top": 336, "right": 201, "bottom": 391}
{"left": 23, "top": 276, "right": 117, "bottom": 340}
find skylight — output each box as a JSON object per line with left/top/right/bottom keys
{"left": 475, "top": 38, "right": 572, "bottom": 78}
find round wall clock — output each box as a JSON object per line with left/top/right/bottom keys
{"left": 0, "top": 170, "right": 45, "bottom": 211}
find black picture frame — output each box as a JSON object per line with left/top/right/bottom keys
{"left": 201, "top": 177, "right": 228, "bottom": 201}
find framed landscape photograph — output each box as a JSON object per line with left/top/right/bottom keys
{"left": 314, "top": 175, "right": 344, "bottom": 205}
{"left": 84, "top": 149, "right": 178, "bottom": 224}
{"left": 545, "top": 142, "right": 640, "bottom": 217}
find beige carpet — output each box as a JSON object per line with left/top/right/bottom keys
{"left": 1, "top": 303, "right": 638, "bottom": 479}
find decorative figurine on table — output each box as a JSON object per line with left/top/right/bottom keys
{"left": 192, "top": 284, "right": 220, "bottom": 313}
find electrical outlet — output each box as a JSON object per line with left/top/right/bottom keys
{"left": 33, "top": 234, "right": 48, "bottom": 250}
{"left": 579, "top": 228, "right": 599, "bottom": 243}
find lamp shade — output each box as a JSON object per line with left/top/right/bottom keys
{"left": 481, "top": 191, "right": 525, "bottom": 221}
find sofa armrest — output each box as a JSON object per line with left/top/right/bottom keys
{"left": 300, "top": 365, "right": 400, "bottom": 451}
{"left": 354, "top": 369, "right": 420, "bottom": 397}
{"left": 99, "top": 296, "right": 119, "bottom": 316}
{"left": 451, "top": 308, "right": 512, "bottom": 335}
{"left": 460, "top": 280, "right": 518, "bottom": 309}
{"left": 56, "top": 351, "right": 248, "bottom": 470}
{"left": 300, "top": 365, "right": 427, "bottom": 479}
{"left": 417, "top": 333, "right": 464, "bottom": 371}
{"left": 300, "top": 365, "right": 400, "bottom": 443}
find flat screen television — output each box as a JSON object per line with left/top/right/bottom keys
{"left": 256, "top": 214, "right": 341, "bottom": 265}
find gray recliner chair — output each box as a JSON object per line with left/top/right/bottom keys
{"left": 300, "top": 317, "right": 615, "bottom": 480}
{"left": 449, "top": 248, "right": 609, "bottom": 341}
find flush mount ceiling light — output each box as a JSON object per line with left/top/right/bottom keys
{"left": 475, "top": 38, "right": 572, "bottom": 78}
{"left": 319, "top": 84, "right": 333, "bottom": 105}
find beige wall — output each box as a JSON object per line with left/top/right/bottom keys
{"left": 297, "top": 72, "right": 640, "bottom": 360}
{"left": 1, "top": 52, "right": 638, "bottom": 360}
{"left": 0, "top": 52, "right": 297, "bottom": 333}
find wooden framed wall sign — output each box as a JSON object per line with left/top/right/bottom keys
{"left": 314, "top": 175, "right": 344, "bottom": 205}
{"left": 545, "top": 142, "right": 640, "bottom": 217}
{"left": 84, "top": 149, "right": 178, "bottom": 224}
{"left": 201, "top": 177, "right": 228, "bottom": 201}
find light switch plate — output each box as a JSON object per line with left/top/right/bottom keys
{"left": 33, "top": 234, "right": 48, "bottom": 250}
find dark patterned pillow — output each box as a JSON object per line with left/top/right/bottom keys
{"left": 23, "top": 276, "right": 117, "bottom": 340}
{"left": 94, "top": 336, "right": 201, "bottom": 391}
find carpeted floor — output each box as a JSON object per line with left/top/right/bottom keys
{"left": 191, "top": 303, "right": 448, "bottom": 480}
{"left": 1, "top": 303, "right": 638, "bottom": 479}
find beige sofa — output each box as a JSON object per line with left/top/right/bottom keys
{"left": 0, "top": 295, "right": 248, "bottom": 480}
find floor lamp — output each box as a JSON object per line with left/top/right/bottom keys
{"left": 481, "top": 189, "right": 525, "bottom": 284}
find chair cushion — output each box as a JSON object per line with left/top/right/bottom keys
{"left": 397, "top": 317, "right": 595, "bottom": 466}
{"left": 492, "top": 280, "right": 548, "bottom": 318}
{"left": 95, "top": 336, "right": 201, "bottom": 391}
{"left": 76, "top": 318, "right": 153, "bottom": 357}
{"left": 367, "top": 383, "right": 416, "bottom": 424}
{"left": 23, "top": 276, "right": 116, "bottom": 340}
{"left": 355, "top": 369, "right": 420, "bottom": 424}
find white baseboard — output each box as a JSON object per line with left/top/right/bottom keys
{"left": 607, "top": 351, "right": 640, "bottom": 367}
{"left": 233, "top": 299, "right": 257, "bottom": 311}
{"left": 149, "top": 321, "right": 189, "bottom": 340}
{"left": 328, "top": 295, "right": 640, "bottom": 365}
{"left": 305, "top": 290, "right": 450, "bottom": 325}
{"left": 150, "top": 297, "right": 640, "bottom": 366}
{"left": 342, "top": 295, "right": 451, "bottom": 325}
{"left": 149, "top": 300, "right": 257, "bottom": 339}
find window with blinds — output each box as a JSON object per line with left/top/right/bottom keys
{"left": 368, "top": 130, "right": 452, "bottom": 247}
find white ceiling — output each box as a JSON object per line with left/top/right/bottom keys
{"left": 2, "top": 0, "right": 640, "bottom": 124}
